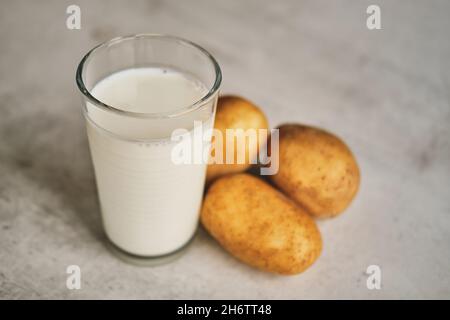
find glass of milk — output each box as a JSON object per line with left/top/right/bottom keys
{"left": 76, "top": 34, "right": 221, "bottom": 262}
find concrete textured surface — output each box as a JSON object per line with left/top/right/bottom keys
{"left": 0, "top": 0, "right": 449, "bottom": 299}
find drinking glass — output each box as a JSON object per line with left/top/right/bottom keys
{"left": 76, "top": 34, "right": 221, "bottom": 263}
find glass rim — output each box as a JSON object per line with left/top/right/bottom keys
{"left": 76, "top": 33, "right": 222, "bottom": 119}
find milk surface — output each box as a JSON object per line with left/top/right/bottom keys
{"left": 85, "top": 67, "right": 211, "bottom": 256}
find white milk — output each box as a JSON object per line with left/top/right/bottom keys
{"left": 84, "top": 68, "right": 212, "bottom": 256}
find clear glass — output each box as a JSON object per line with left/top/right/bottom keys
{"left": 76, "top": 34, "right": 221, "bottom": 263}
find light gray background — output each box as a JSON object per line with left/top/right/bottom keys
{"left": 0, "top": 0, "right": 449, "bottom": 299}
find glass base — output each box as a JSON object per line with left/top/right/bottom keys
{"left": 104, "top": 230, "right": 197, "bottom": 267}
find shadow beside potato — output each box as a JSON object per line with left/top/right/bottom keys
{"left": 201, "top": 95, "right": 360, "bottom": 275}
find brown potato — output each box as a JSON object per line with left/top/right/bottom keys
{"left": 201, "top": 173, "right": 322, "bottom": 275}
{"left": 206, "top": 95, "right": 269, "bottom": 183}
{"left": 270, "top": 124, "right": 360, "bottom": 218}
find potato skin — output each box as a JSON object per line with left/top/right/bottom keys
{"left": 201, "top": 173, "right": 322, "bottom": 275}
{"left": 206, "top": 96, "right": 269, "bottom": 183}
{"left": 270, "top": 124, "right": 360, "bottom": 218}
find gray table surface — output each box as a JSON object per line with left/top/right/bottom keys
{"left": 1, "top": 0, "right": 449, "bottom": 299}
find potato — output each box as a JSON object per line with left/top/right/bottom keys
{"left": 201, "top": 173, "right": 322, "bottom": 275}
{"left": 206, "top": 95, "right": 269, "bottom": 183}
{"left": 269, "top": 124, "right": 360, "bottom": 218}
